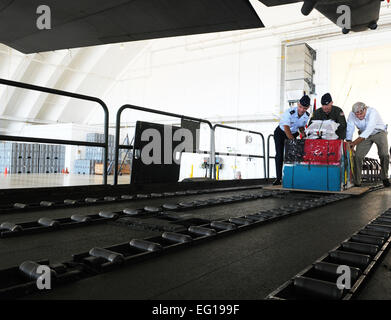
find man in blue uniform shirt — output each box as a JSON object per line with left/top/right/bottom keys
{"left": 273, "top": 95, "right": 311, "bottom": 185}
{"left": 346, "top": 102, "right": 390, "bottom": 187}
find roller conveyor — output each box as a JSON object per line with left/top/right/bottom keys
{"left": 0, "top": 184, "right": 267, "bottom": 216}
{"left": 0, "top": 181, "right": 389, "bottom": 300}
{"left": 0, "top": 190, "right": 277, "bottom": 238}
{"left": 267, "top": 207, "right": 391, "bottom": 300}
{"left": 0, "top": 192, "right": 350, "bottom": 298}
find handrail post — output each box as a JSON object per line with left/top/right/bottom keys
{"left": 210, "top": 127, "right": 215, "bottom": 179}
{"left": 260, "top": 133, "right": 266, "bottom": 179}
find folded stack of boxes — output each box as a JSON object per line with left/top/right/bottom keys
{"left": 0, "top": 142, "right": 65, "bottom": 174}
{"left": 282, "top": 139, "right": 354, "bottom": 191}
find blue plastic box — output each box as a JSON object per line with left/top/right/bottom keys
{"left": 283, "top": 164, "right": 343, "bottom": 191}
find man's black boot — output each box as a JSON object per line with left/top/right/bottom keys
{"left": 273, "top": 179, "right": 281, "bottom": 186}
{"left": 383, "top": 179, "right": 390, "bottom": 187}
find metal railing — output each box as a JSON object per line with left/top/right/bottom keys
{"left": 0, "top": 78, "right": 110, "bottom": 184}
{"left": 114, "top": 104, "right": 215, "bottom": 185}
{"left": 266, "top": 134, "right": 275, "bottom": 180}
{"left": 213, "top": 124, "right": 266, "bottom": 179}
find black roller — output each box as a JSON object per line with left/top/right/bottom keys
{"left": 229, "top": 217, "right": 252, "bottom": 226}
{"left": 129, "top": 239, "right": 163, "bottom": 252}
{"left": 207, "top": 199, "right": 221, "bottom": 204}
{"left": 98, "top": 211, "right": 118, "bottom": 219}
{"left": 136, "top": 194, "right": 150, "bottom": 199}
{"left": 70, "top": 215, "right": 91, "bottom": 223}
{"left": 144, "top": 206, "right": 161, "bottom": 213}
{"left": 0, "top": 222, "right": 23, "bottom": 232}
{"left": 161, "top": 213, "right": 180, "bottom": 220}
{"left": 85, "top": 198, "right": 98, "bottom": 203}
{"left": 188, "top": 226, "right": 217, "bottom": 237}
{"left": 163, "top": 192, "right": 175, "bottom": 196}
{"left": 341, "top": 241, "right": 379, "bottom": 256}
{"left": 179, "top": 202, "right": 195, "bottom": 208}
{"left": 294, "top": 276, "right": 344, "bottom": 299}
{"left": 314, "top": 262, "right": 361, "bottom": 282}
{"left": 351, "top": 234, "right": 384, "bottom": 246}
{"left": 104, "top": 196, "right": 117, "bottom": 201}
{"left": 14, "top": 203, "right": 27, "bottom": 209}
{"left": 123, "top": 208, "right": 142, "bottom": 215}
{"left": 121, "top": 195, "right": 135, "bottom": 200}
{"left": 329, "top": 250, "right": 371, "bottom": 269}
{"left": 375, "top": 217, "right": 391, "bottom": 224}
{"left": 194, "top": 200, "right": 208, "bottom": 206}
{"left": 193, "top": 200, "right": 207, "bottom": 206}
{"left": 185, "top": 190, "right": 198, "bottom": 195}
{"left": 162, "top": 232, "right": 193, "bottom": 243}
{"left": 89, "top": 247, "right": 124, "bottom": 264}
{"left": 366, "top": 224, "right": 391, "bottom": 233}
{"left": 162, "top": 203, "right": 179, "bottom": 211}
{"left": 359, "top": 228, "right": 389, "bottom": 238}
{"left": 38, "top": 217, "right": 59, "bottom": 227}
{"left": 151, "top": 193, "right": 163, "bottom": 198}
{"left": 40, "top": 201, "right": 54, "bottom": 207}
{"left": 64, "top": 199, "right": 77, "bottom": 205}
{"left": 244, "top": 214, "right": 266, "bottom": 222}
{"left": 19, "top": 261, "right": 57, "bottom": 281}
{"left": 210, "top": 221, "right": 237, "bottom": 231}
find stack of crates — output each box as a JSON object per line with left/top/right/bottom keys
{"left": 85, "top": 133, "right": 115, "bottom": 161}
{"left": 0, "top": 143, "right": 14, "bottom": 173}
{"left": 73, "top": 159, "right": 98, "bottom": 175}
{"left": 39, "top": 144, "right": 66, "bottom": 174}
{"left": 282, "top": 139, "right": 354, "bottom": 191}
{"left": 73, "top": 133, "right": 115, "bottom": 175}
{"left": 0, "top": 142, "right": 65, "bottom": 174}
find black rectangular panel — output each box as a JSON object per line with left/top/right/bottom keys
{"left": 131, "top": 121, "right": 182, "bottom": 184}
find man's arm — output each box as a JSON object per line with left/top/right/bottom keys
{"left": 345, "top": 112, "right": 355, "bottom": 141}
{"left": 283, "top": 125, "right": 295, "bottom": 140}
{"left": 336, "top": 108, "right": 347, "bottom": 140}
{"left": 299, "top": 127, "right": 306, "bottom": 138}
{"left": 351, "top": 137, "right": 365, "bottom": 148}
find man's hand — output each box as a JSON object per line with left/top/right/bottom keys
{"left": 284, "top": 125, "right": 295, "bottom": 140}
{"left": 352, "top": 137, "right": 365, "bottom": 148}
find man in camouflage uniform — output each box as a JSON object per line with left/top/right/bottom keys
{"left": 308, "top": 93, "right": 347, "bottom": 140}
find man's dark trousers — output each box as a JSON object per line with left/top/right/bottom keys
{"left": 273, "top": 126, "right": 298, "bottom": 180}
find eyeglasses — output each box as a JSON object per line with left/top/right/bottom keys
{"left": 354, "top": 110, "right": 365, "bottom": 115}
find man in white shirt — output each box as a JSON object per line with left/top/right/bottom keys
{"left": 346, "top": 102, "right": 390, "bottom": 187}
